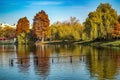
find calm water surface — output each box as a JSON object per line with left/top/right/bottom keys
{"left": 0, "top": 44, "right": 120, "bottom": 80}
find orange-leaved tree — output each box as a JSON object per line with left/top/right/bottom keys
{"left": 16, "top": 17, "right": 30, "bottom": 35}
{"left": 16, "top": 17, "right": 30, "bottom": 44}
{"left": 33, "top": 10, "right": 50, "bottom": 42}
{"left": 112, "top": 21, "right": 120, "bottom": 39}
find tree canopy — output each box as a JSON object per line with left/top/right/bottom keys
{"left": 84, "top": 3, "right": 118, "bottom": 40}
{"left": 112, "top": 21, "right": 120, "bottom": 38}
{"left": 33, "top": 10, "right": 50, "bottom": 42}
{"left": 16, "top": 17, "right": 30, "bottom": 44}
{"left": 50, "top": 17, "right": 83, "bottom": 41}
{"left": 16, "top": 17, "right": 30, "bottom": 35}
{"left": 0, "top": 25, "right": 16, "bottom": 39}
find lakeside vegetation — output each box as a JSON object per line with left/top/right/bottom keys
{"left": 0, "top": 3, "right": 120, "bottom": 47}
{"left": 75, "top": 39, "right": 120, "bottom": 47}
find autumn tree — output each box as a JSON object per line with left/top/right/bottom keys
{"left": 112, "top": 21, "right": 120, "bottom": 39}
{"left": 16, "top": 17, "right": 29, "bottom": 35}
{"left": 0, "top": 26, "right": 4, "bottom": 37}
{"left": 33, "top": 10, "right": 50, "bottom": 42}
{"left": 16, "top": 17, "right": 30, "bottom": 44}
{"left": 50, "top": 22, "right": 61, "bottom": 40}
{"left": 118, "top": 15, "right": 120, "bottom": 23}
{"left": 84, "top": 3, "right": 118, "bottom": 40}
{"left": 0, "top": 25, "right": 16, "bottom": 39}
{"left": 3, "top": 25, "right": 16, "bottom": 39}
{"left": 50, "top": 17, "right": 83, "bottom": 41}
{"left": 69, "top": 17, "right": 83, "bottom": 40}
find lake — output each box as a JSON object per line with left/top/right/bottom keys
{"left": 0, "top": 44, "right": 120, "bottom": 80}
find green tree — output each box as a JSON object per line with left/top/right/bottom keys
{"left": 84, "top": 3, "right": 118, "bottom": 40}
{"left": 33, "top": 10, "right": 50, "bottom": 42}
{"left": 50, "top": 17, "right": 83, "bottom": 41}
{"left": 69, "top": 17, "right": 83, "bottom": 40}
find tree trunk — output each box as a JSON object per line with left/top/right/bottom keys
{"left": 41, "top": 37, "right": 44, "bottom": 42}
{"left": 41, "top": 31, "right": 45, "bottom": 42}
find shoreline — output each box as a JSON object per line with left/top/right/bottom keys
{"left": 1, "top": 40, "right": 120, "bottom": 48}
{"left": 75, "top": 40, "right": 120, "bottom": 47}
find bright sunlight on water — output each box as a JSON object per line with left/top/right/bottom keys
{"left": 0, "top": 44, "right": 120, "bottom": 80}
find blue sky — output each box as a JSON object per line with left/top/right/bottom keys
{"left": 0, "top": 0, "right": 120, "bottom": 25}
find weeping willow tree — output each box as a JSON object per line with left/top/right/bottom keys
{"left": 84, "top": 3, "right": 118, "bottom": 40}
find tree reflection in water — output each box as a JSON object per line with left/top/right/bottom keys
{"left": 12, "top": 44, "right": 120, "bottom": 80}
{"left": 33, "top": 44, "right": 50, "bottom": 79}
{"left": 82, "top": 46, "right": 120, "bottom": 80}
{"left": 16, "top": 45, "right": 30, "bottom": 73}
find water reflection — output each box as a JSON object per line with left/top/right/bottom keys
{"left": 33, "top": 45, "right": 50, "bottom": 79}
{"left": 49, "top": 45, "right": 81, "bottom": 56}
{"left": 81, "top": 46, "right": 120, "bottom": 80}
{"left": 0, "top": 44, "right": 120, "bottom": 80}
{"left": 0, "top": 45, "right": 16, "bottom": 66}
{"left": 49, "top": 45, "right": 82, "bottom": 63}
{"left": 16, "top": 45, "right": 30, "bottom": 73}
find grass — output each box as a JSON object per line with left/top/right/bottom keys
{"left": 2, "top": 39, "right": 120, "bottom": 48}
{"left": 75, "top": 39, "right": 120, "bottom": 47}
{"left": 101, "top": 40, "right": 120, "bottom": 47}
{"left": 34, "top": 39, "right": 120, "bottom": 48}
{"left": 0, "top": 41, "right": 15, "bottom": 45}
{"left": 35, "top": 40, "right": 75, "bottom": 45}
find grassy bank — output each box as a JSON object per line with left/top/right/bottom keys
{"left": 35, "top": 39, "right": 120, "bottom": 47}
{"left": 35, "top": 40, "right": 76, "bottom": 45}
{"left": 75, "top": 40, "right": 120, "bottom": 47}
{"left": 2, "top": 39, "right": 120, "bottom": 48}
{"left": 0, "top": 41, "right": 14, "bottom": 45}
{"left": 100, "top": 40, "right": 120, "bottom": 47}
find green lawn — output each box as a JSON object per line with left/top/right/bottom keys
{"left": 101, "top": 40, "right": 120, "bottom": 47}
{"left": 0, "top": 41, "right": 14, "bottom": 45}
{"left": 75, "top": 40, "right": 120, "bottom": 47}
